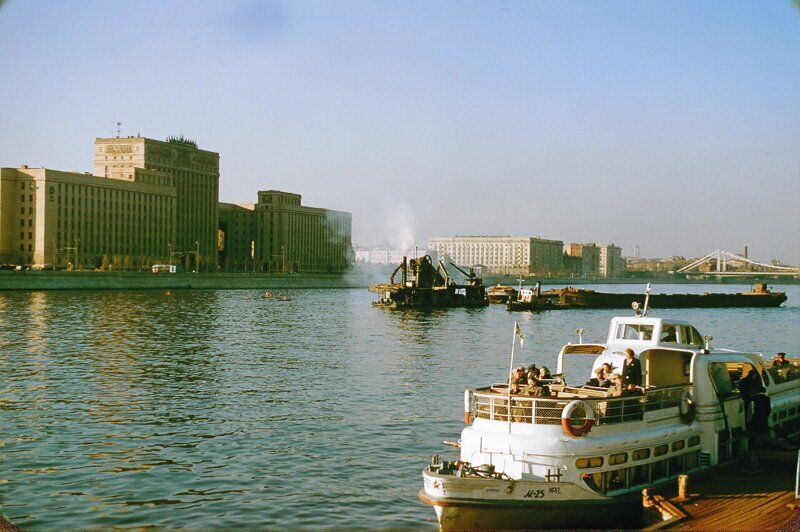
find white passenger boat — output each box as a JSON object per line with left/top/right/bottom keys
{"left": 420, "top": 303, "right": 800, "bottom": 529}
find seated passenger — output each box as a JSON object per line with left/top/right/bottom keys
{"left": 585, "top": 367, "right": 606, "bottom": 387}
{"left": 607, "top": 373, "right": 624, "bottom": 397}
{"left": 522, "top": 374, "right": 549, "bottom": 396}
{"left": 773, "top": 352, "right": 790, "bottom": 367}
{"left": 538, "top": 366, "right": 553, "bottom": 380}
{"left": 509, "top": 376, "right": 522, "bottom": 394}
{"left": 512, "top": 367, "right": 528, "bottom": 385}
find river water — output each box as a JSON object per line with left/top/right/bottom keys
{"left": 1, "top": 284, "right": 798, "bottom": 528}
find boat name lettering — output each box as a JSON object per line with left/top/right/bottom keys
{"left": 548, "top": 487, "right": 561, "bottom": 494}
{"left": 524, "top": 489, "right": 545, "bottom": 499}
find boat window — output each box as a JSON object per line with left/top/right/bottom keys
{"left": 660, "top": 325, "right": 678, "bottom": 343}
{"left": 687, "top": 436, "right": 700, "bottom": 447}
{"left": 669, "top": 455, "right": 684, "bottom": 477}
{"left": 685, "top": 451, "right": 700, "bottom": 470}
{"left": 654, "top": 444, "right": 669, "bottom": 457}
{"left": 581, "top": 472, "right": 604, "bottom": 494}
{"left": 609, "top": 452, "right": 628, "bottom": 466}
{"left": 672, "top": 440, "right": 685, "bottom": 451}
{"left": 676, "top": 325, "right": 702, "bottom": 346}
{"left": 576, "top": 457, "right": 603, "bottom": 469}
{"left": 652, "top": 459, "right": 668, "bottom": 481}
{"left": 617, "top": 323, "right": 654, "bottom": 341}
{"left": 632, "top": 449, "right": 650, "bottom": 461}
{"left": 607, "top": 470, "right": 625, "bottom": 491}
{"left": 709, "top": 362, "right": 734, "bottom": 395}
{"left": 687, "top": 326, "right": 703, "bottom": 346}
{"left": 631, "top": 464, "right": 649, "bottom": 486}
{"left": 710, "top": 362, "right": 761, "bottom": 394}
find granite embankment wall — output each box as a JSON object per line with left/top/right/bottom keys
{"left": 1, "top": 271, "right": 794, "bottom": 291}
{"left": 0, "top": 271, "right": 363, "bottom": 291}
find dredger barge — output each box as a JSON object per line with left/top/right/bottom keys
{"left": 369, "top": 255, "right": 488, "bottom": 309}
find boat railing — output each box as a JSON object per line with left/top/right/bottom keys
{"left": 472, "top": 384, "right": 691, "bottom": 426}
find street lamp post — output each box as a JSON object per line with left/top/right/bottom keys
{"left": 195, "top": 240, "right": 200, "bottom": 273}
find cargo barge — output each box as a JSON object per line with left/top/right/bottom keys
{"left": 369, "top": 255, "right": 488, "bottom": 309}
{"left": 508, "top": 282, "right": 786, "bottom": 311}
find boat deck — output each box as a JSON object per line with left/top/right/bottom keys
{"left": 661, "top": 459, "right": 798, "bottom": 530}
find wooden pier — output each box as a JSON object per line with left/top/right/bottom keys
{"left": 650, "top": 455, "right": 799, "bottom": 530}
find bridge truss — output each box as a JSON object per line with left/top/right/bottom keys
{"left": 676, "top": 249, "right": 800, "bottom": 277}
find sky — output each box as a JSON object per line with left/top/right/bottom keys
{"left": 1, "top": 0, "right": 798, "bottom": 264}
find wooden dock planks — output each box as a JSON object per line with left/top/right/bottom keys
{"left": 666, "top": 465, "right": 798, "bottom": 530}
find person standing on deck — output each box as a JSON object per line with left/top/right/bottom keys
{"left": 622, "top": 348, "right": 642, "bottom": 392}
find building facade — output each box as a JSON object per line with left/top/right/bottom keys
{"left": 94, "top": 135, "right": 219, "bottom": 269}
{"left": 217, "top": 202, "right": 256, "bottom": 271}
{"left": 428, "top": 236, "right": 565, "bottom": 276}
{"left": 217, "top": 191, "right": 353, "bottom": 273}
{"left": 598, "top": 243, "right": 625, "bottom": 278}
{"left": 0, "top": 166, "right": 176, "bottom": 268}
{"left": 564, "top": 243, "right": 600, "bottom": 277}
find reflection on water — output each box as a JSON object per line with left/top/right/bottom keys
{"left": 1, "top": 286, "right": 798, "bottom": 527}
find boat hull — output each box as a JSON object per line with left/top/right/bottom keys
{"left": 507, "top": 290, "right": 787, "bottom": 310}
{"left": 560, "top": 291, "right": 787, "bottom": 308}
{"left": 419, "top": 489, "right": 641, "bottom": 530}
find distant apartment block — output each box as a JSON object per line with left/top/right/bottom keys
{"left": 428, "top": 236, "right": 564, "bottom": 276}
{"left": 598, "top": 243, "right": 625, "bottom": 277}
{"left": 217, "top": 191, "right": 352, "bottom": 273}
{"left": 354, "top": 247, "right": 421, "bottom": 264}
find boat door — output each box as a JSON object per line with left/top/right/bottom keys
{"left": 695, "top": 354, "right": 766, "bottom": 461}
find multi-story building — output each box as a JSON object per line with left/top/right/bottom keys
{"left": 529, "top": 237, "right": 564, "bottom": 276}
{"left": 217, "top": 191, "right": 353, "bottom": 273}
{"left": 0, "top": 165, "right": 175, "bottom": 268}
{"left": 218, "top": 202, "right": 256, "bottom": 271}
{"left": 354, "top": 247, "right": 417, "bottom": 265}
{"left": 564, "top": 243, "right": 600, "bottom": 277}
{"left": 94, "top": 135, "right": 219, "bottom": 269}
{"left": 2, "top": 135, "right": 352, "bottom": 272}
{"left": 428, "top": 236, "right": 564, "bottom": 276}
{"left": 598, "top": 243, "right": 625, "bottom": 278}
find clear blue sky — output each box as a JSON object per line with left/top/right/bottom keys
{"left": 1, "top": 0, "right": 798, "bottom": 263}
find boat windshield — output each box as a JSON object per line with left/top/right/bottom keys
{"left": 616, "top": 323, "right": 654, "bottom": 341}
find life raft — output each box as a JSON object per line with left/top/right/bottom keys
{"left": 561, "top": 400, "right": 595, "bottom": 437}
{"left": 679, "top": 390, "right": 695, "bottom": 423}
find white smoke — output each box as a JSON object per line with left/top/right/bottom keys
{"left": 385, "top": 203, "right": 417, "bottom": 255}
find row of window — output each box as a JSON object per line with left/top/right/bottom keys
{"left": 575, "top": 435, "right": 701, "bottom": 470}
{"left": 582, "top": 450, "right": 701, "bottom": 494}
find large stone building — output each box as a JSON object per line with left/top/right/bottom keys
{"left": 0, "top": 165, "right": 176, "bottom": 269}
{"left": 428, "top": 236, "right": 564, "bottom": 276}
{"left": 1, "top": 135, "right": 353, "bottom": 273}
{"left": 94, "top": 135, "right": 219, "bottom": 268}
{"left": 218, "top": 191, "right": 352, "bottom": 273}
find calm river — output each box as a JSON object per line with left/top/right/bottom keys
{"left": 1, "top": 284, "right": 799, "bottom": 528}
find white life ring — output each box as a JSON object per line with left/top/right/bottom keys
{"left": 679, "top": 390, "right": 695, "bottom": 423}
{"left": 561, "top": 400, "right": 595, "bottom": 437}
